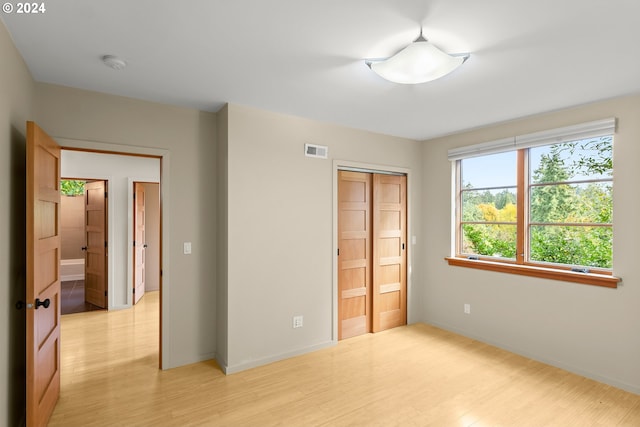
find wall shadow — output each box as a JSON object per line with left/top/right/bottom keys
{"left": 9, "top": 123, "right": 27, "bottom": 426}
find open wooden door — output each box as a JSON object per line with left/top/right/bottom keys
{"left": 26, "top": 121, "right": 61, "bottom": 427}
{"left": 337, "top": 171, "right": 372, "bottom": 339}
{"left": 133, "top": 182, "right": 146, "bottom": 304}
{"left": 372, "top": 174, "right": 407, "bottom": 332}
{"left": 84, "top": 181, "right": 107, "bottom": 308}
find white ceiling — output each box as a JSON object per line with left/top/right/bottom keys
{"left": 3, "top": 0, "right": 640, "bottom": 140}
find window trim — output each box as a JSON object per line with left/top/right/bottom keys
{"left": 445, "top": 257, "right": 620, "bottom": 288}
{"left": 448, "top": 119, "right": 619, "bottom": 288}
{"left": 447, "top": 118, "right": 616, "bottom": 161}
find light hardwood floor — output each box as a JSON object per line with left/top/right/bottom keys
{"left": 50, "top": 291, "right": 640, "bottom": 426}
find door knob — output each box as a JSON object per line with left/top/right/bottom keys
{"left": 143, "top": 244, "right": 148, "bottom": 248}
{"left": 81, "top": 246, "right": 87, "bottom": 251}
{"left": 35, "top": 298, "right": 51, "bottom": 309}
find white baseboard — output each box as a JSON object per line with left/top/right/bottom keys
{"left": 222, "top": 340, "right": 336, "bottom": 375}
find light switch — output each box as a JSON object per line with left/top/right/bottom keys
{"left": 183, "top": 242, "right": 192, "bottom": 255}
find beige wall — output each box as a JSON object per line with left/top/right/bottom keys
{"left": 421, "top": 94, "right": 640, "bottom": 394}
{"left": 34, "top": 83, "right": 218, "bottom": 368}
{"left": 60, "top": 194, "right": 85, "bottom": 260}
{"left": 220, "top": 104, "right": 423, "bottom": 372}
{"left": 0, "top": 18, "right": 35, "bottom": 427}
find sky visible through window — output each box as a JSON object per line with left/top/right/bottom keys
{"left": 462, "top": 151, "right": 515, "bottom": 189}
{"left": 462, "top": 140, "right": 610, "bottom": 189}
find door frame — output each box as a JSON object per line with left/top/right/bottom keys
{"left": 56, "top": 137, "right": 170, "bottom": 369}
{"left": 332, "top": 160, "right": 413, "bottom": 342}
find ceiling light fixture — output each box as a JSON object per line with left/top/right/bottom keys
{"left": 102, "top": 55, "right": 127, "bottom": 70}
{"left": 366, "top": 30, "right": 469, "bottom": 84}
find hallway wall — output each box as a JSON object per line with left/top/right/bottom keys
{"left": 0, "top": 17, "right": 35, "bottom": 427}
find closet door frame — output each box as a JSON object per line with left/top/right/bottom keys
{"left": 332, "top": 160, "right": 413, "bottom": 342}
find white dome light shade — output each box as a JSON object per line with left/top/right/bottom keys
{"left": 366, "top": 35, "right": 469, "bottom": 84}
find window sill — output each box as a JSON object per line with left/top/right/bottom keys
{"left": 445, "top": 257, "right": 620, "bottom": 288}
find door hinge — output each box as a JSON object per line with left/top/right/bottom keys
{"left": 133, "top": 192, "right": 136, "bottom": 200}
{"left": 133, "top": 288, "right": 135, "bottom": 294}
{"left": 104, "top": 191, "right": 108, "bottom": 198}
{"left": 160, "top": 269, "right": 163, "bottom": 277}
{"left": 105, "top": 241, "right": 108, "bottom": 248}
{"left": 133, "top": 240, "right": 136, "bottom": 247}
{"left": 104, "top": 290, "right": 108, "bottom": 297}
{"left": 337, "top": 248, "right": 340, "bottom": 256}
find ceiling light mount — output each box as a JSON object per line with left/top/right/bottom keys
{"left": 366, "top": 29, "right": 469, "bottom": 85}
{"left": 101, "top": 55, "right": 127, "bottom": 70}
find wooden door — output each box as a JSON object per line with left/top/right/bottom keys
{"left": 372, "top": 174, "right": 407, "bottom": 332}
{"left": 84, "top": 181, "right": 107, "bottom": 308}
{"left": 26, "top": 121, "right": 61, "bottom": 427}
{"left": 337, "top": 171, "right": 372, "bottom": 340}
{"left": 133, "top": 183, "right": 146, "bottom": 304}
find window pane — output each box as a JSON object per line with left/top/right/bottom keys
{"left": 462, "top": 224, "right": 516, "bottom": 259}
{"left": 530, "top": 137, "right": 613, "bottom": 184}
{"left": 462, "top": 151, "right": 516, "bottom": 188}
{"left": 530, "top": 182, "right": 612, "bottom": 223}
{"left": 462, "top": 188, "right": 517, "bottom": 222}
{"left": 530, "top": 225, "right": 612, "bottom": 268}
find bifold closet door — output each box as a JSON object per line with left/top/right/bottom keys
{"left": 337, "top": 171, "right": 372, "bottom": 340}
{"left": 338, "top": 171, "right": 407, "bottom": 340}
{"left": 371, "top": 174, "right": 407, "bottom": 332}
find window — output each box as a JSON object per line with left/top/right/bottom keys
{"left": 447, "top": 119, "right": 619, "bottom": 288}
{"left": 460, "top": 151, "right": 517, "bottom": 260}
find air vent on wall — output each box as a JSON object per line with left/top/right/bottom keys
{"left": 305, "top": 143, "right": 328, "bottom": 159}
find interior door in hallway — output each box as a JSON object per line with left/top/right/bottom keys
{"left": 372, "top": 174, "right": 407, "bottom": 332}
{"left": 133, "top": 182, "right": 146, "bottom": 304}
{"left": 26, "top": 121, "right": 61, "bottom": 427}
{"left": 84, "top": 180, "right": 107, "bottom": 308}
{"left": 337, "top": 171, "right": 372, "bottom": 340}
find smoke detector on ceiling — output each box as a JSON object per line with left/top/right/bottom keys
{"left": 101, "top": 55, "right": 127, "bottom": 70}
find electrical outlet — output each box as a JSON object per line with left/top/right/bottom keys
{"left": 293, "top": 315, "right": 303, "bottom": 328}
{"left": 464, "top": 304, "right": 471, "bottom": 315}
